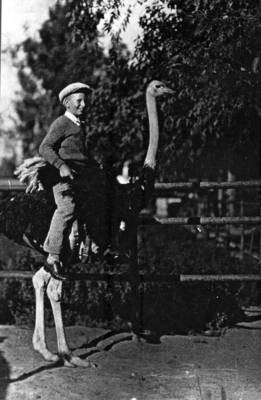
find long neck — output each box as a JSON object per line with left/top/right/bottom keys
{"left": 144, "top": 92, "right": 158, "bottom": 169}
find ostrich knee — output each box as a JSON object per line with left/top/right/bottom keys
{"left": 46, "top": 278, "right": 63, "bottom": 303}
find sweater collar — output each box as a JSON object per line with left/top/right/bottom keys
{"left": 64, "top": 110, "right": 81, "bottom": 126}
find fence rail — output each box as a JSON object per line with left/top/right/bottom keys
{"left": 155, "top": 180, "right": 261, "bottom": 190}
{"left": 1, "top": 178, "right": 261, "bottom": 191}
{"left": 157, "top": 216, "right": 261, "bottom": 226}
{"left": 0, "top": 270, "right": 260, "bottom": 282}
{"left": 0, "top": 179, "right": 25, "bottom": 191}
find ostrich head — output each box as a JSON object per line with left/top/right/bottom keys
{"left": 144, "top": 79, "right": 174, "bottom": 171}
{"left": 146, "top": 80, "right": 175, "bottom": 97}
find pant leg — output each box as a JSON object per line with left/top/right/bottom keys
{"left": 43, "top": 181, "right": 76, "bottom": 256}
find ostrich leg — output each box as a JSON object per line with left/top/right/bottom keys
{"left": 46, "top": 277, "right": 97, "bottom": 368}
{"left": 32, "top": 268, "right": 59, "bottom": 362}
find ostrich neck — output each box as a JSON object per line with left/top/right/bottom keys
{"left": 144, "top": 92, "right": 158, "bottom": 170}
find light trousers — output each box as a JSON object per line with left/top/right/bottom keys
{"left": 43, "top": 181, "right": 76, "bottom": 256}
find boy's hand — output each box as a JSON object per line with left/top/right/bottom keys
{"left": 59, "top": 164, "right": 74, "bottom": 180}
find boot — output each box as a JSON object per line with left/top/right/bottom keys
{"left": 44, "top": 255, "right": 68, "bottom": 281}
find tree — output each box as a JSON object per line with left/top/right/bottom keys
{"left": 13, "top": 0, "right": 147, "bottom": 172}
{"left": 13, "top": 0, "right": 261, "bottom": 180}
{"left": 137, "top": 0, "right": 261, "bottom": 179}
{"left": 0, "top": 119, "right": 18, "bottom": 177}
{"left": 13, "top": 0, "right": 106, "bottom": 157}
{"left": 67, "top": 0, "right": 261, "bottom": 180}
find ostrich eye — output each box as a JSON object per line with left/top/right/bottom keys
{"left": 155, "top": 84, "right": 162, "bottom": 89}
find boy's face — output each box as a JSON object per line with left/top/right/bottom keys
{"left": 65, "top": 92, "right": 87, "bottom": 117}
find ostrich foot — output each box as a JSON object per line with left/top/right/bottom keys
{"left": 33, "top": 345, "right": 60, "bottom": 362}
{"left": 70, "top": 356, "right": 98, "bottom": 368}
{"left": 61, "top": 354, "right": 98, "bottom": 368}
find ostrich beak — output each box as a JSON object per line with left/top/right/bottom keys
{"left": 163, "top": 86, "right": 175, "bottom": 95}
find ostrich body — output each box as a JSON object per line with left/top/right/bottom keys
{"left": 0, "top": 81, "right": 173, "bottom": 366}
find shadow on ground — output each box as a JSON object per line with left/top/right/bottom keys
{"left": 0, "top": 337, "right": 10, "bottom": 400}
{"left": 71, "top": 329, "right": 134, "bottom": 359}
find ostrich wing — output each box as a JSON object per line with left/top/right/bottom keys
{"left": 1, "top": 165, "right": 120, "bottom": 253}
{"left": 15, "top": 157, "right": 60, "bottom": 193}
{"left": 0, "top": 191, "right": 55, "bottom": 246}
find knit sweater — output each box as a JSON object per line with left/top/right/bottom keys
{"left": 39, "top": 115, "right": 90, "bottom": 170}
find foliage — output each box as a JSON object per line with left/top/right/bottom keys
{"left": 0, "top": 158, "right": 16, "bottom": 178}
{"left": 0, "top": 121, "right": 18, "bottom": 177}
{"left": 66, "top": 0, "right": 140, "bottom": 43}
{"left": 135, "top": 0, "right": 261, "bottom": 180}
{"left": 12, "top": 0, "right": 261, "bottom": 179}
{"left": 65, "top": 0, "right": 261, "bottom": 179}
{"left": 12, "top": 0, "right": 105, "bottom": 157}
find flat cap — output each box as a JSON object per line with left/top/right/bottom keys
{"left": 59, "top": 82, "right": 92, "bottom": 103}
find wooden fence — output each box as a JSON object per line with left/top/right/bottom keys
{"left": 0, "top": 178, "right": 260, "bottom": 283}
{"left": 0, "top": 177, "right": 260, "bottom": 333}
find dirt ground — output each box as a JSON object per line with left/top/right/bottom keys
{"left": 0, "top": 308, "right": 261, "bottom": 400}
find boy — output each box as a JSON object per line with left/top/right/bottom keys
{"left": 39, "top": 82, "right": 92, "bottom": 280}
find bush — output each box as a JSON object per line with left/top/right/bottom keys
{"left": 0, "top": 227, "right": 258, "bottom": 334}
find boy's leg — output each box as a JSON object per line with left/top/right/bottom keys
{"left": 44, "top": 181, "right": 76, "bottom": 279}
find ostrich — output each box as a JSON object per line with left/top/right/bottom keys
{"left": 0, "top": 80, "right": 174, "bottom": 367}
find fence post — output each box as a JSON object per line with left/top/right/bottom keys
{"left": 227, "top": 171, "right": 236, "bottom": 217}
{"left": 259, "top": 196, "right": 261, "bottom": 263}
{"left": 249, "top": 230, "right": 254, "bottom": 254}
{"left": 256, "top": 189, "right": 261, "bottom": 305}
{"left": 226, "top": 171, "right": 236, "bottom": 249}
{"left": 217, "top": 182, "right": 223, "bottom": 246}
{"left": 239, "top": 200, "right": 245, "bottom": 259}
{"left": 129, "top": 222, "right": 143, "bottom": 336}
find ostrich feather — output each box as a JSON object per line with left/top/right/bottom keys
{"left": 15, "top": 157, "right": 46, "bottom": 174}
{"left": 15, "top": 157, "right": 48, "bottom": 193}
